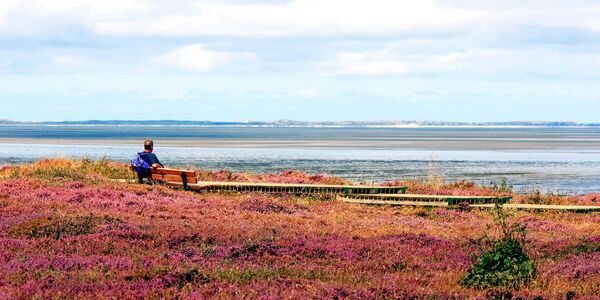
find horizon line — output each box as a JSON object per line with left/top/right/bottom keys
{"left": 1, "top": 119, "right": 599, "bottom": 126}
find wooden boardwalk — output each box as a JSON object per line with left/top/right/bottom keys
{"left": 341, "top": 198, "right": 449, "bottom": 207}
{"left": 472, "top": 203, "right": 600, "bottom": 211}
{"left": 166, "top": 181, "right": 508, "bottom": 204}
{"left": 341, "top": 193, "right": 512, "bottom": 205}
{"left": 117, "top": 178, "right": 404, "bottom": 194}
{"left": 339, "top": 196, "right": 600, "bottom": 211}
{"left": 180, "top": 181, "right": 408, "bottom": 195}
{"left": 115, "top": 179, "right": 599, "bottom": 211}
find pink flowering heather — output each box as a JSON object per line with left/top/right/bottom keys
{"left": 0, "top": 160, "right": 599, "bottom": 298}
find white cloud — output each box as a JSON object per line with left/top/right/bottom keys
{"left": 247, "top": 88, "right": 319, "bottom": 99}
{"left": 325, "top": 51, "right": 410, "bottom": 76}
{"left": 92, "top": 0, "right": 485, "bottom": 37}
{"left": 0, "top": 0, "right": 18, "bottom": 26}
{"left": 0, "top": 0, "right": 486, "bottom": 37}
{"left": 297, "top": 88, "right": 317, "bottom": 98}
{"left": 157, "top": 44, "right": 228, "bottom": 71}
{"left": 51, "top": 55, "right": 102, "bottom": 69}
{"left": 0, "top": 0, "right": 152, "bottom": 35}
{"left": 322, "top": 46, "right": 600, "bottom": 77}
{"left": 422, "top": 48, "right": 600, "bottom": 78}
{"left": 155, "top": 44, "right": 254, "bottom": 72}
{"left": 0, "top": 59, "right": 11, "bottom": 72}
{"left": 71, "top": 1, "right": 600, "bottom": 38}
{"left": 1, "top": 0, "right": 599, "bottom": 38}
{"left": 1, "top": 0, "right": 599, "bottom": 79}
{"left": 31, "top": 0, "right": 151, "bottom": 14}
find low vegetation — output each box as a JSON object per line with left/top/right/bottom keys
{"left": 0, "top": 158, "right": 131, "bottom": 182}
{"left": 461, "top": 205, "right": 537, "bottom": 290}
{"left": 0, "top": 159, "right": 598, "bottom": 298}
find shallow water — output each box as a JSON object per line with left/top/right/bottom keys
{"left": 1, "top": 125, "right": 600, "bottom": 194}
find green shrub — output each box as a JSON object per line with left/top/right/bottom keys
{"left": 461, "top": 205, "right": 536, "bottom": 289}
{"left": 462, "top": 237, "right": 536, "bottom": 289}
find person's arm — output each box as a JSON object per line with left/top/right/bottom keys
{"left": 152, "top": 153, "right": 164, "bottom": 168}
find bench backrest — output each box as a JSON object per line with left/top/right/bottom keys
{"left": 150, "top": 168, "right": 198, "bottom": 186}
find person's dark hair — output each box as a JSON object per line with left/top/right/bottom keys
{"left": 144, "top": 139, "right": 154, "bottom": 151}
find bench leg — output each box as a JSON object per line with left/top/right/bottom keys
{"left": 181, "top": 172, "right": 189, "bottom": 191}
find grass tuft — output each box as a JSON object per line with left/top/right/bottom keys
{"left": 1, "top": 158, "right": 132, "bottom": 182}
{"left": 10, "top": 214, "right": 121, "bottom": 239}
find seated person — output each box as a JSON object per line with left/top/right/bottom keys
{"left": 139, "top": 139, "right": 164, "bottom": 169}
{"left": 132, "top": 139, "right": 164, "bottom": 183}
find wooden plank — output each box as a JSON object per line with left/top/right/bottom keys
{"left": 340, "top": 196, "right": 600, "bottom": 211}
{"left": 151, "top": 173, "right": 198, "bottom": 184}
{"left": 151, "top": 168, "right": 196, "bottom": 177}
{"left": 471, "top": 203, "right": 600, "bottom": 211}
{"left": 191, "top": 181, "right": 406, "bottom": 192}
{"left": 344, "top": 194, "right": 505, "bottom": 201}
{"left": 192, "top": 181, "right": 397, "bottom": 189}
{"left": 186, "top": 184, "right": 406, "bottom": 195}
{"left": 341, "top": 193, "right": 511, "bottom": 205}
{"left": 340, "top": 197, "right": 448, "bottom": 207}
{"left": 382, "top": 193, "right": 504, "bottom": 200}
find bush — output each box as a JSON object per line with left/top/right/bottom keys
{"left": 461, "top": 205, "right": 536, "bottom": 290}
{"left": 462, "top": 237, "right": 536, "bottom": 289}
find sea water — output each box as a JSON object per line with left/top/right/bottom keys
{"left": 1, "top": 125, "right": 600, "bottom": 194}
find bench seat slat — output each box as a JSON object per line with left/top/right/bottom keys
{"left": 151, "top": 173, "right": 198, "bottom": 184}
{"left": 150, "top": 168, "right": 198, "bottom": 184}
{"left": 151, "top": 168, "right": 196, "bottom": 177}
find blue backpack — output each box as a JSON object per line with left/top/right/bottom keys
{"left": 131, "top": 152, "right": 150, "bottom": 177}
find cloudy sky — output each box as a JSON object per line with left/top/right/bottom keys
{"left": 1, "top": 0, "right": 599, "bottom": 122}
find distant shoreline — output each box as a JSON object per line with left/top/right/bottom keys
{"left": 1, "top": 124, "right": 600, "bottom": 129}
{"left": 1, "top": 120, "right": 599, "bottom": 128}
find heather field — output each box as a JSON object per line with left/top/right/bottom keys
{"left": 0, "top": 159, "right": 599, "bottom": 299}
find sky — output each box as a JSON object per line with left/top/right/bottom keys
{"left": 0, "top": 0, "right": 599, "bottom": 122}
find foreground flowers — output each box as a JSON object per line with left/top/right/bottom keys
{"left": 0, "top": 160, "right": 598, "bottom": 298}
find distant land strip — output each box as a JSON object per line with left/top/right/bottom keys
{"left": 0, "top": 119, "right": 599, "bottom": 127}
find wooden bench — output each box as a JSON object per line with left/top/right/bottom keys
{"left": 149, "top": 168, "right": 198, "bottom": 190}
